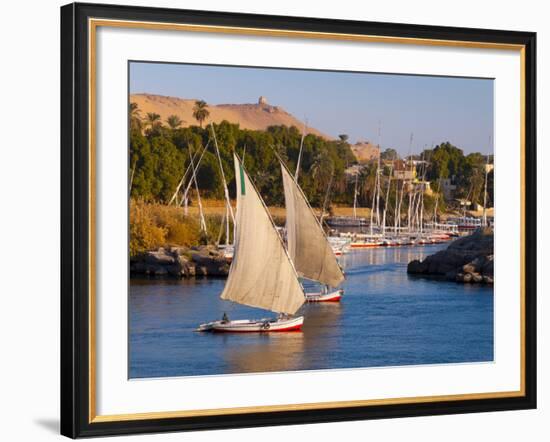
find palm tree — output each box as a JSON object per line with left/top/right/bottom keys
{"left": 192, "top": 100, "right": 210, "bottom": 128}
{"left": 145, "top": 112, "right": 162, "bottom": 132}
{"left": 129, "top": 102, "right": 142, "bottom": 132}
{"left": 166, "top": 114, "right": 183, "bottom": 130}
{"left": 309, "top": 150, "right": 333, "bottom": 203}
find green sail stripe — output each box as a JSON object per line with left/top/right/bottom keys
{"left": 239, "top": 163, "right": 246, "bottom": 195}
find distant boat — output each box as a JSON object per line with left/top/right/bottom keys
{"left": 326, "top": 216, "right": 369, "bottom": 227}
{"left": 350, "top": 239, "right": 383, "bottom": 248}
{"left": 327, "top": 236, "right": 351, "bottom": 256}
{"left": 198, "top": 154, "right": 306, "bottom": 333}
{"left": 280, "top": 162, "right": 346, "bottom": 303}
{"left": 301, "top": 287, "right": 344, "bottom": 302}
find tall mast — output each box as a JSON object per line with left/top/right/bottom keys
{"left": 168, "top": 142, "right": 206, "bottom": 206}
{"left": 181, "top": 143, "right": 210, "bottom": 214}
{"left": 419, "top": 184, "right": 424, "bottom": 233}
{"left": 216, "top": 211, "right": 226, "bottom": 246}
{"left": 370, "top": 168, "right": 378, "bottom": 236}
{"left": 482, "top": 137, "right": 491, "bottom": 227}
{"left": 407, "top": 133, "right": 414, "bottom": 233}
{"left": 295, "top": 119, "right": 308, "bottom": 182}
{"left": 419, "top": 148, "right": 426, "bottom": 234}
{"left": 129, "top": 161, "right": 136, "bottom": 197}
{"left": 381, "top": 160, "right": 393, "bottom": 236}
{"left": 210, "top": 123, "right": 235, "bottom": 228}
{"left": 397, "top": 179, "right": 405, "bottom": 232}
{"left": 434, "top": 177, "right": 441, "bottom": 224}
{"left": 394, "top": 163, "right": 400, "bottom": 234}
{"left": 189, "top": 148, "right": 207, "bottom": 234}
{"left": 320, "top": 170, "right": 334, "bottom": 225}
{"left": 225, "top": 203, "right": 230, "bottom": 246}
{"left": 411, "top": 191, "right": 419, "bottom": 231}
{"left": 353, "top": 172, "right": 358, "bottom": 219}
{"left": 375, "top": 121, "right": 382, "bottom": 227}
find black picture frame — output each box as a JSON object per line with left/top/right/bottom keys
{"left": 61, "top": 2, "right": 537, "bottom": 438}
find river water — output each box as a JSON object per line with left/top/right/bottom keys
{"left": 129, "top": 243, "right": 493, "bottom": 378}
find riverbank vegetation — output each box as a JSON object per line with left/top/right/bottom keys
{"left": 129, "top": 101, "right": 493, "bottom": 255}
{"left": 130, "top": 107, "right": 356, "bottom": 207}
{"left": 130, "top": 199, "right": 237, "bottom": 256}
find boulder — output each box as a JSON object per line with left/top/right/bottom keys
{"left": 169, "top": 246, "right": 188, "bottom": 256}
{"left": 190, "top": 252, "right": 230, "bottom": 276}
{"left": 408, "top": 228, "right": 494, "bottom": 284}
{"left": 462, "top": 273, "right": 473, "bottom": 283}
{"left": 472, "top": 273, "right": 483, "bottom": 283}
{"left": 151, "top": 265, "right": 168, "bottom": 276}
{"left": 143, "top": 248, "right": 175, "bottom": 265}
{"left": 130, "top": 245, "right": 229, "bottom": 278}
{"left": 407, "top": 259, "right": 426, "bottom": 274}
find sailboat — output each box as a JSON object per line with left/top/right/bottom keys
{"left": 198, "top": 154, "right": 306, "bottom": 332}
{"left": 280, "top": 162, "right": 346, "bottom": 303}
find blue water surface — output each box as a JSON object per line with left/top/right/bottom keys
{"left": 129, "top": 244, "right": 493, "bottom": 378}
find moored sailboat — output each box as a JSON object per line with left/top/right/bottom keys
{"left": 198, "top": 154, "right": 306, "bottom": 333}
{"left": 280, "top": 162, "right": 346, "bottom": 303}
{"left": 302, "top": 287, "right": 344, "bottom": 302}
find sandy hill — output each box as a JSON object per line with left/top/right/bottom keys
{"left": 131, "top": 93, "right": 331, "bottom": 139}
{"left": 350, "top": 141, "right": 380, "bottom": 163}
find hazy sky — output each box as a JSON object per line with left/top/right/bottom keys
{"left": 130, "top": 62, "right": 494, "bottom": 155}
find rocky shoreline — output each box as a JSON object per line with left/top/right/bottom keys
{"left": 407, "top": 228, "right": 494, "bottom": 284}
{"left": 130, "top": 245, "right": 230, "bottom": 278}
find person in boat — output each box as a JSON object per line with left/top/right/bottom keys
{"left": 222, "top": 312, "right": 229, "bottom": 323}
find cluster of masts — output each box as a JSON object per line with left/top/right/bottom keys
{"left": 348, "top": 132, "right": 492, "bottom": 244}
{"left": 165, "top": 123, "right": 491, "bottom": 333}
{"left": 167, "top": 124, "right": 235, "bottom": 246}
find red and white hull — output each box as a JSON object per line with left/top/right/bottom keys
{"left": 305, "top": 289, "right": 343, "bottom": 302}
{"left": 197, "top": 316, "right": 304, "bottom": 333}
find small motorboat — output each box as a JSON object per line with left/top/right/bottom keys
{"left": 305, "top": 289, "right": 343, "bottom": 303}
{"left": 197, "top": 315, "right": 304, "bottom": 333}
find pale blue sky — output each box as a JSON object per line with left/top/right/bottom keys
{"left": 130, "top": 62, "right": 494, "bottom": 155}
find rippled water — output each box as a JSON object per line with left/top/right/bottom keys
{"left": 129, "top": 243, "right": 493, "bottom": 378}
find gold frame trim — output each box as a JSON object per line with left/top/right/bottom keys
{"left": 88, "top": 18, "right": 527, "bottom": 424}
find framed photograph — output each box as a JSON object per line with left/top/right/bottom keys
{"left": 60, "top": 2, "right": 537, "bottom": 438}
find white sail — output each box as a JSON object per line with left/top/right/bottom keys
{"left": 220, "top": 154, "right": 305, "bottom": 315}
{"left": 281, "top": 164, "right": 345, "bottom": 288}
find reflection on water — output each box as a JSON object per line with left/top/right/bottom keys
{"left": 223, "top": 303, "right": 343, "bottom": 374}
{"left": 129, "top": 244, "right": 493, "bottom": 378}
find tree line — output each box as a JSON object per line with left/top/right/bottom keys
{"left": 129, "top": 101, "right": 356, "bottom": 208}
{"left": 129, "top": 101, "right": 493, "bottom": 211}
